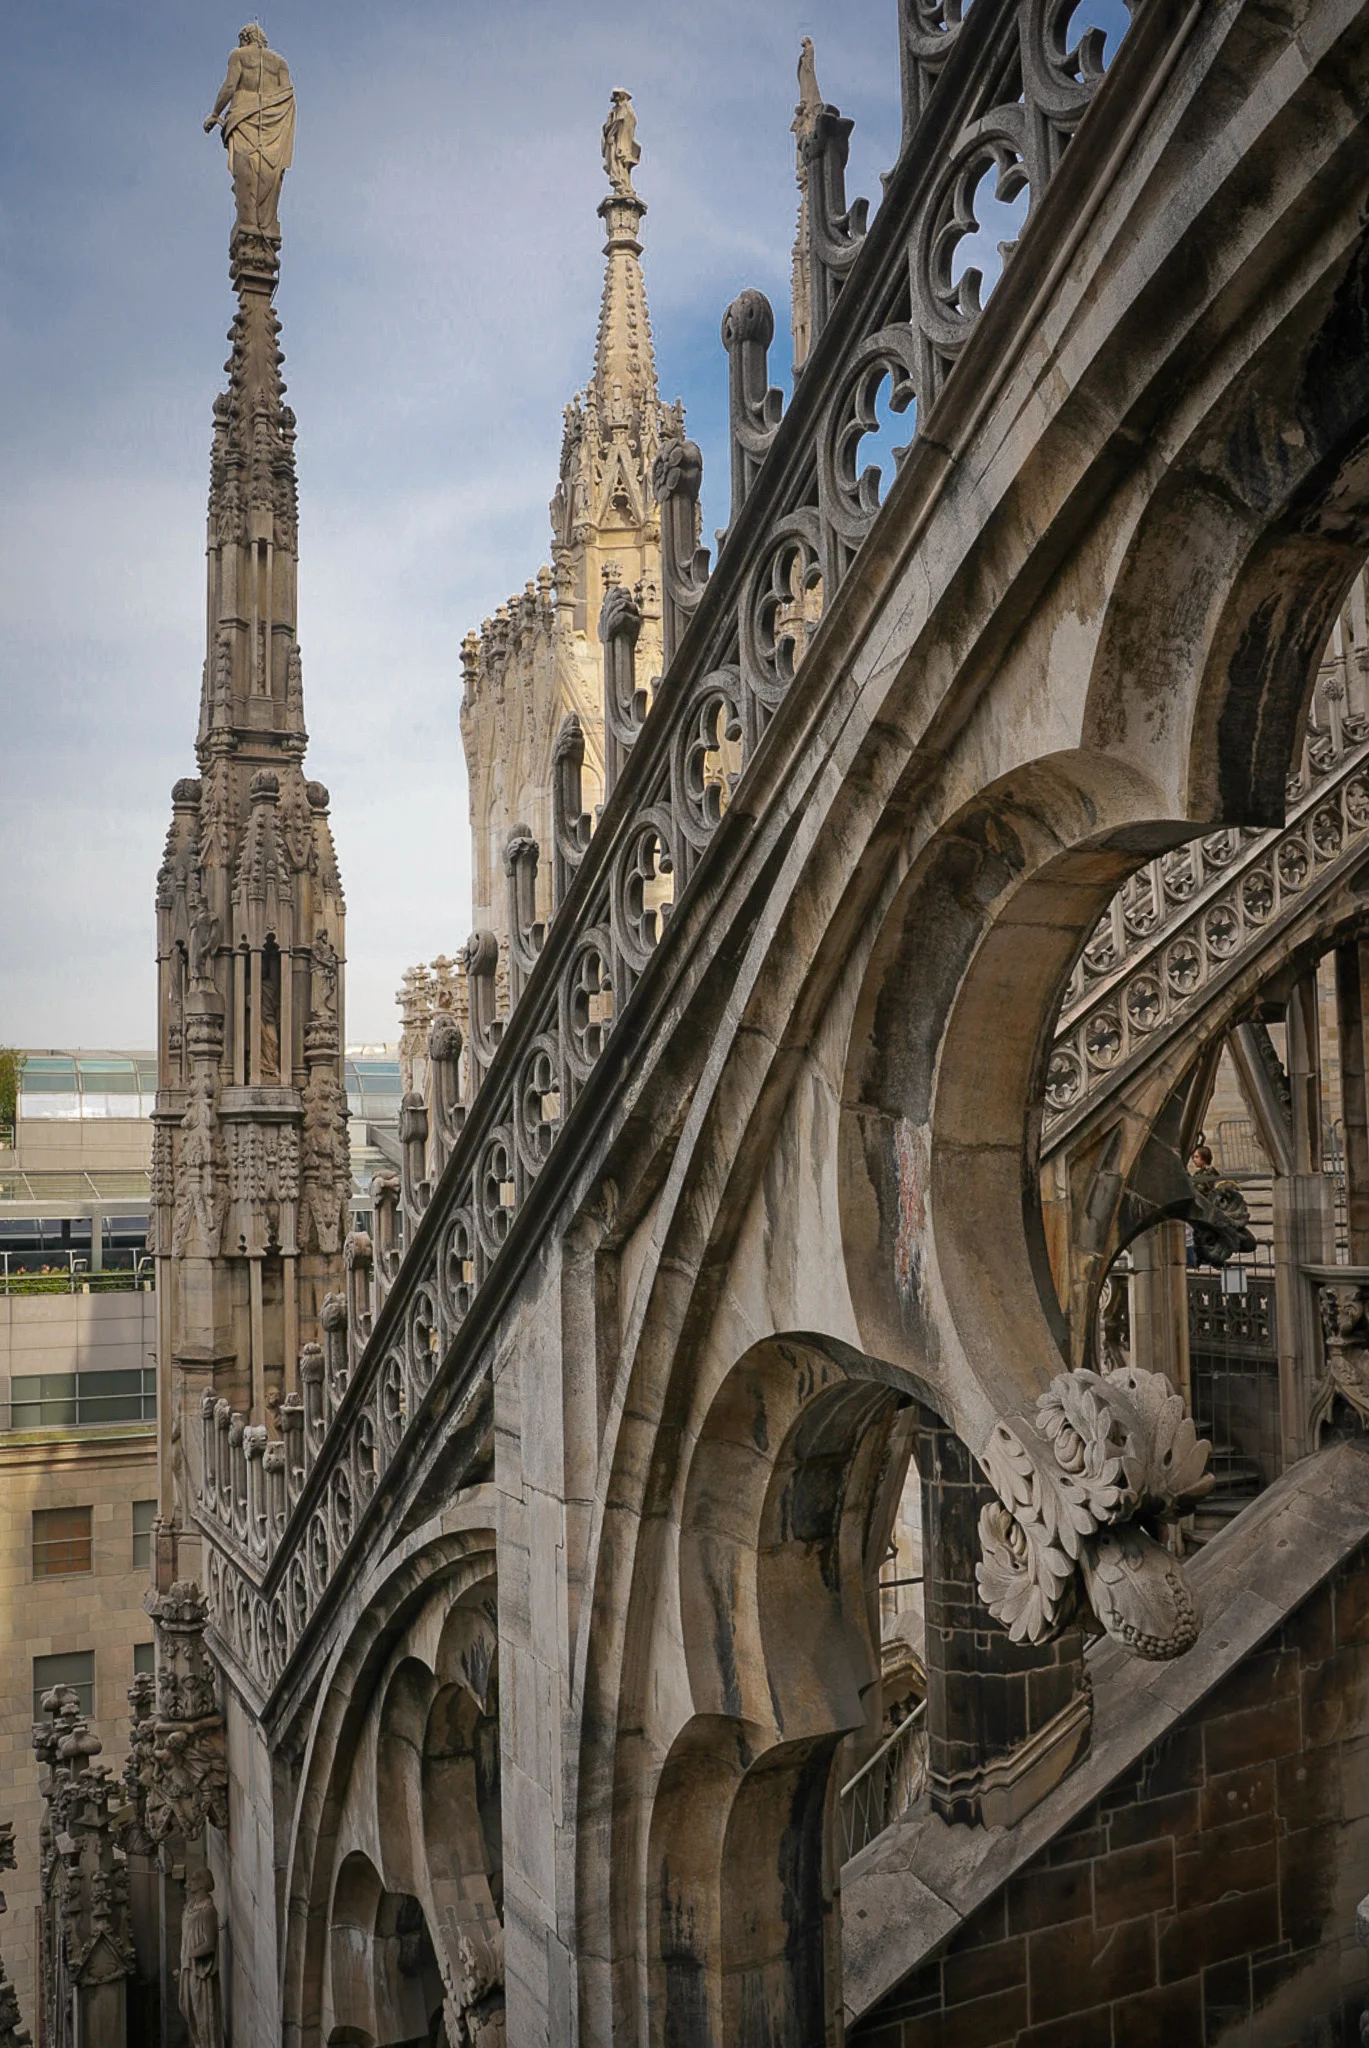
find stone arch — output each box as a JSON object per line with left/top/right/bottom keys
{"left": 1082, "top": 222, "right": 1369, "bottom": 827}
{"left": 324, "top": 1850, "right": 445, "bottom": 2048}
{"left": 327, "top": 1851, "right": 382, "bottom": 2047}
{"left": 280, "top": 1501, "right": 500, "bottom": 2048}
{"left": 838, "top": 750, "right": 1179, "bottom": 1442}
{"left": 570, "top": 53, "right": 1369, "bottom": 2035}
{"left": 422, "top": 1602, "right": 502, "bottom": 1989}
{"left": 633, "top": 1334, "right": 932, "bottom": 2048}
{"left": 375, "top": 1657, "right": 434, "bottom": 1903}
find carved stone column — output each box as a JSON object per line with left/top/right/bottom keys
{"left": 31, "top": 1689, "right": 134, "bottom": 2048}
{"left": 119, "top": 1677, "right": 167, "bottom": 2046}
{"left": 1276, "top": 973, "right": 1336, "bottom": 1463}
{"left": 0, "top": 1821, "right": 32, "bottom": 2048}
{"left": 141, "top": 1586, "right": 228, "bottom": 2048}
{"left": 145, "top": 1583, "right": 229, "bottom": 1850}
{"left": 1128, "top": 1219, "right": 1192, "bottom": 1404}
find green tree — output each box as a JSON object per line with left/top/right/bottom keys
{"left": 0, "top": 1048, "right": 24, "bottom": 1145}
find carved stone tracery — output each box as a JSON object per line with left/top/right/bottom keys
{"left": 188, "top": 9, "right": 1188, "bottom": 1712}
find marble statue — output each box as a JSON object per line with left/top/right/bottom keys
{"left": 205, "top": 26, "right": 296, "bottom": 240}
{"left": 178, "top": 1867, "right": 224, "bottom": 2048}
{"left": 601, "top": 89, "right": 640, "bottom": 197}
{"left": 188, "top": 900, "right": 219, "bottom": 992}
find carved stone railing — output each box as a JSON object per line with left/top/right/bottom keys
{"left": 195, "top": 0, "right": 1161, "bottom": 1699}
{"left": 1044, "top": 711, "right": 1369, "bottom": 1150}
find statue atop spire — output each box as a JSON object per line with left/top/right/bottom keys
{"left": 601, "top": 88, "right": 641, "bottom": 199}
{"left": 204, "top": 25, "right": 296, "bottom": 242}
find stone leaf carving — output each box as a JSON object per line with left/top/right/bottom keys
{"left": 457, "top": 1924, "right": 506, "bottom": 2048}
{"left": 977, "top": 1363, "right": 1212, "bottom": 1660}
{"left": 173, "top": 1069, "right": 224, "bottom": 1258}
{"left": 0, "top": 1966, "right": 29, "bottom": 2048}
{"left": 143, "top": 1583, "right": 230, "bottom": 1844}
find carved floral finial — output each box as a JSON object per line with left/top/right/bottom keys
{"left": 977, "top": 1363, "right": 1213, "bottom": 1660}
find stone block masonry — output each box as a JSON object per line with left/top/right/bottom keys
{"left": 850, "top": 1548, "right": 1369, "bottom": 2046}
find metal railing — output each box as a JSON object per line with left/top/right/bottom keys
{"left": 839, "top": 1701, "right": 928, "bottom": 1862}
{"left": 0, "top": 1252, "right": 155, "bottom": 1296}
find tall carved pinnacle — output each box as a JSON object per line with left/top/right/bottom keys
{"left": 592, "top": 91, "right": 661, "bottom": 457}
{"left": 199, "top": 26, "right": 306, "bottom": 756}
{"left": 155, "top": 25, "right": 349, "bottom": 1522}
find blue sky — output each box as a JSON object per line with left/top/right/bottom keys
{"left": 0, "top": 3, "right": 1126, "bottom": 1048}
{"left": 0, "top": 0, "right": 901, "bottom": 1047}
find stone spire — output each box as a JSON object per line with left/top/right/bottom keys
{"left": 459, "top": 92, "right": 682, "bottom": 953}
{"left": 549, "top": 88, "right": 667, "bottom": 626}
{"left": 584, "top": 88, "right": 661, "bottom": 529}
{"left": 154, "top": 31, "right": 348, "bottom": 1575}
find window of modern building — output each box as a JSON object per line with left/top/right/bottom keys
{"left": 344, "top": 1058, "right": 403, "bottom": 1126}
{"left": 133, "top": 1642, "right": 154, "bottom": 1678}
{"left": 33, "top": 1506, "right": 93, "bottom": 1577}
{"left": 132, "top": 1499, "right": 157, "bottom": 1571}
{"left": 10, "top": 1368, "right": 157, "bottom": 1430}
{"left": 33, "top": 1650, "right": 95, "bottom": 1720}
{"left": 15, "top": 1051, "right": 158, "bottom": 1123}
{"left": 75, "top": 1058, "right": 141, "bottom": 1119}
{"left": 18, "top": 1057, "right": 80, "bottom": 1120}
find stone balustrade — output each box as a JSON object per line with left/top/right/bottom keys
{"left": 1045, "top": 703, "right": 1369, "bottom": 1151}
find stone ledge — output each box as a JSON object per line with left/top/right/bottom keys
{"left": 0, "top": 1426, "right": 157, "bottom": 1468}
{"left": 840, "top": 1438, "right": 1369, "bottom": 2025}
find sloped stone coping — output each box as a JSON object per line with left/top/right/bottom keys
{"left": 841, "top": 1439, "right": 1369, "bottom": 2024}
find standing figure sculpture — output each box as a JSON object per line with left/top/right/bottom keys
{"left": 204, "top": 25, "right": 296, "bottom": 240}
{"left": 601, "top": 88, "right": 640, "bottom": 197}
{"left": 178, "top": 1866, "right": 224, "bottom": 2048}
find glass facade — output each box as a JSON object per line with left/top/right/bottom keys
{"left": 345, "top": 1057, "right": 403, "bottom": 1126}
{"left": 10, "top": 1369, "right": 157, "bottom": 1431}
{"left": 16, "top": 1050, "right": 403, "bottom": 1128}
{"left": 18, "top": 1054, "right": 158, "bottom": 1121}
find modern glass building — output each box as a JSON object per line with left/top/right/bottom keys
{"left": 17, "top": 1053, "right": 159, "bottom": 1121}
{"left": 0, "top": 1048, "right": 403, "bottom": 1283}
